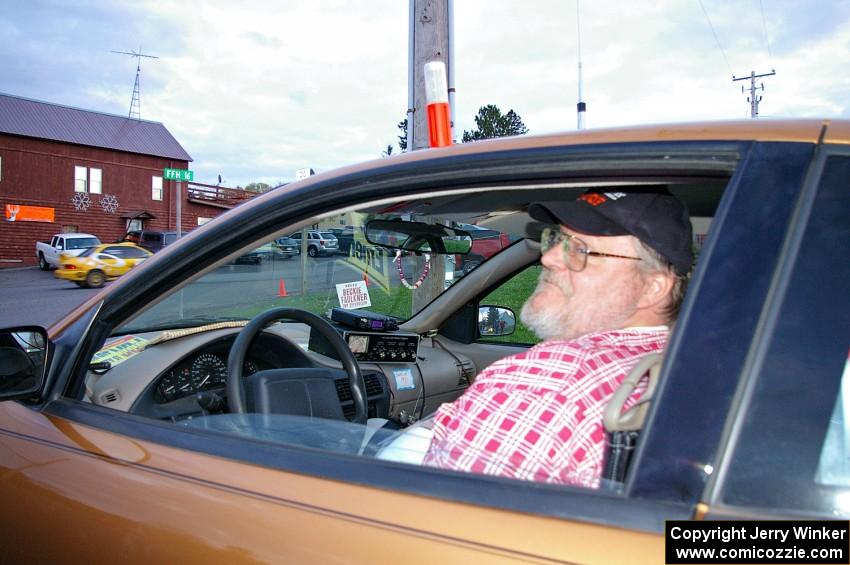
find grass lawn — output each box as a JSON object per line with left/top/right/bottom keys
{"left": 479, "top": 265, "right": 541, "bottom": 345}
{"left": 218, "top": 263, "right": 543, "bottom": 346}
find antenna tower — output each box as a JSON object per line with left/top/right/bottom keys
{"left": 112, "top": 48, "right": 159, "bottom": 119}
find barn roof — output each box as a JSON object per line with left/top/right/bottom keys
{"left": 0, "top": 92, "right": 192, "bottom": 161}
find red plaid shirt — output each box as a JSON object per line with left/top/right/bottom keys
{"left": 422, "top": 327, "right": 668, "bottom": 488}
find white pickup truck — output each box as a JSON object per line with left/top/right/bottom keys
{"left": 36, "top": 233, "right": 101, "bottom": 270}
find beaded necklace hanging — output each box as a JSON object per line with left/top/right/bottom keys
{"left": 394, "top": 250, "right": 430, "bottom": 290}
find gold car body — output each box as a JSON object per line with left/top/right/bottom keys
{"left": 1, "top": 120, "right": 849, "bottom": 563}
{"left": 54, "top": 242, "right": 151, "bottom": 285}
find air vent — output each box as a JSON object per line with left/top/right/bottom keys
{"left": 336, "top": 374, "right": 384, "bottom": 401}
{"left": 334, "top": 379, "right": 352, "bottom": 403}
{"left": 364, "top": 373, "right": 383, "bottom": 396}
{"left": 457, "top": 361, "right": 475, "bottom": 387}
{"left": 100, "top": 389, "right": 121, "bottom": 404}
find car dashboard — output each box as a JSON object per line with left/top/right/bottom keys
{"left": 85, "top": 323, "right": 474, "bottom": 426}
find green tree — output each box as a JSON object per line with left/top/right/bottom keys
{"left": 462, "top": 104, "right": 529, "bottom": 142}
{"left": 244, "top": 182, "right": 271, "bottom": 193}
{"left": 382, "top": 118, "right": 408, "bottom": 157}
{"left": 397, "top": 118, "right": 408, "bottom": 151}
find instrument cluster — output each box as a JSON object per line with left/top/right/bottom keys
{"left": 155, "top": 352, "right": 262, "bottom": 404}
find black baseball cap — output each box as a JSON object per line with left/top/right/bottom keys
{"left": 528, "top": 188, "right": 693, "bottom": 274}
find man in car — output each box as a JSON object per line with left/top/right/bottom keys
{"left": 421, "top": 188, "right": 692, "bottom": 488}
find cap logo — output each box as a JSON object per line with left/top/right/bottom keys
{"left": 578, "top": 193, "right": 606, "bottom": 207}
{"left": 604, "top": 192, "right": 626, "bottom": 200}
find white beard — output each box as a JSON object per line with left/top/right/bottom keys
{"left": 520, "top": 269, "right": 642, "bottom": 341}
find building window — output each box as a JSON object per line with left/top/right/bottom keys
{"left": 74, "top": 166, "right": 102, "bottom": 194}
{"left": 152, "top": 176, "right": 163, "bottom": 201}
{"left": 127, "top": 219, "right": 143, "bottom": 232}
{"left": 90, "top": 168, "right": 102, "bottom": 194}
{"left": 74, "top": 166, "right": 87, "bottom": 192}
{"left": 198, "top": 217, "right": 212, "bottom": 226}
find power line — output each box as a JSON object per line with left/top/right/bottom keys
{"left": 698, "top": 0, "right": 733, "bottom": 77}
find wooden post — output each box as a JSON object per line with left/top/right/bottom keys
{"left": 412, "top": 0, "right": 450, "bottom": 151}
{"left": 410, "top": 0, "right": 450, "bottom": 313}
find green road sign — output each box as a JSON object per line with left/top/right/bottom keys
{"left": 163, "top": 168, "right": 194, "bottom": 181}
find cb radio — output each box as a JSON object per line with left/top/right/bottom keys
{"left": 330, "top": 308, "right": 399, "bottom": 332}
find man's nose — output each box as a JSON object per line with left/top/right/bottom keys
{"left": 541, "top": 243, "right": 567, "bottom": 270}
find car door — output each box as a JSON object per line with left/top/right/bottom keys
{"left": 0, "top": 135, "right": 831, "bottom": 563}
{"left": 700, "top": 149, "right": 850, "bottom": 520}
{"left": 93, "top": 251, "right": 124, "bottom": 276}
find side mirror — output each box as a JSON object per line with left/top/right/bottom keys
{"left": 478, "top": 306, "right": 516, "bottom": 336}
{"left": 0, "top": 327, "right": 48, "bottom": 399}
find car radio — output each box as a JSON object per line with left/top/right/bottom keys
{"left": 309, "top": 328, "right": 420, "bottom": 363}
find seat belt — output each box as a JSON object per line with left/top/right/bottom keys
{"left": 601, "top": 353, "right": 664, "bottom": 483}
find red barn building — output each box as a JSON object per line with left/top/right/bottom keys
{"left": 0, "top": 93, "right": 252, "bottom": 267}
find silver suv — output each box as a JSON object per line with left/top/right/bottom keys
{"left": 287, "top": 230, "right": 339, "bottom": 257}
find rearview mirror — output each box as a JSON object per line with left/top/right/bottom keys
{"left": 0, "top": 327, "right": 48, "bottom": 399}
{"left": 364, "top": 220, "right": 473, "bottom": 255}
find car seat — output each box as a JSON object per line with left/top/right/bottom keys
{"left": 601, "top": 353, "right": 664, "bottom": 484}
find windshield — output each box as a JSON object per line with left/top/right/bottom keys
{"left": 67, "top": 237, "right": 100, "bottom": 250}
{"left": 119, "top": 209, "right": 521, "bottom": 334}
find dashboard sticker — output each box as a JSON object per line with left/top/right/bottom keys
{"left": 92, "top": 335, "right": 149, "bottom": 368}
{"left": 393, "top": 368, "right": 416, "bottom": 391}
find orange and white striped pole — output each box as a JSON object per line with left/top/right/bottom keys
{"left": 424, "top": 61, "right": 452, "bottom": 148}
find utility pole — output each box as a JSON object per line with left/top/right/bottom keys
{"left": 733, "top": 69, "right": 775, "bottom": 118}
{"left": 410, "top": 0, "right": 451, "bottom": 150}
{"left": 409, "top": 0, "right": 450, "bottom": 312}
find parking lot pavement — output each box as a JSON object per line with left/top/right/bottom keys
{"left": 0, "top": 267, "right": 100, "bottom": 328}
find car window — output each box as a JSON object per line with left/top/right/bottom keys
{"left": 714, "top": 154, "right": 850, "bottom": 517}
{"left": 122, "top": 247, "right": 150, "bottom": 259}
{"left": 477, "top": 264, "right": 542, "bottom": 345}
{"left": 119, "top": 211, "right": 525, "bottom": 332}
{"left": 816, "top": 352, "right": 850, "bottom": 487}
{"left": 66, "top": 237, "right": 99, "bottom": 249}
{"left": 79, "top": 148, "right": 750, "bottom": 531}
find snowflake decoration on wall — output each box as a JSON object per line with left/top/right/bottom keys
{"left": 71, "top": 192, "right": 91, "bottom": 211}
{"left": 100, "top": 194, "right": 119, "bottom": 214}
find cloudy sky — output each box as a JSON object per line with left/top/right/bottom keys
{"left": 2, "top": 0, "right": 848, "bottom": 187}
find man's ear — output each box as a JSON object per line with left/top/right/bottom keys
{"left": 637, "top": 269, "right": 675, "bottom": 310}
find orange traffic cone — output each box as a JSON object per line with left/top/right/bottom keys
{"left": 278, "top": 279, "right": 288, "bottom": 297}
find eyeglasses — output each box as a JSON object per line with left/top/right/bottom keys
{"left": 540, "top": 226, "right": 643, "bottom": 272}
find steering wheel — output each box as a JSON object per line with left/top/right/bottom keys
{"left": 226, "top": 308, "right": 368, "bottom": 424}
